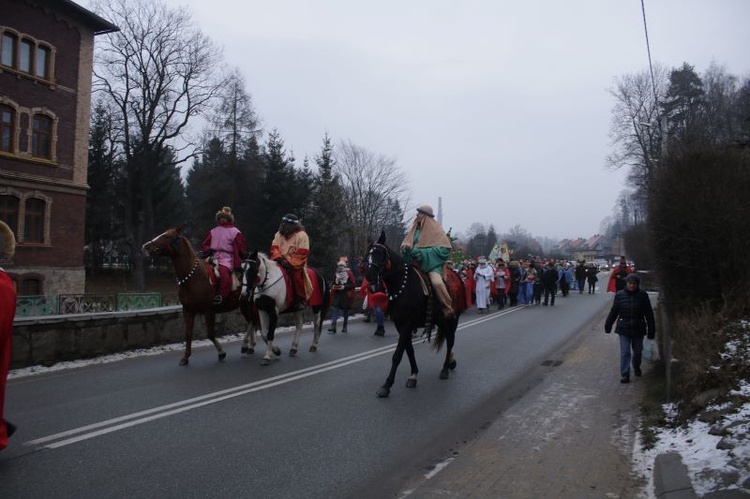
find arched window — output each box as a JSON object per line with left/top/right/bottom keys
{"left": 1, "top": 32, "right": 16, "bottom": 67}
{"left": 32, "top": 114, "right": 52, "bottom": 159}
{"left": 0, "top": 104, "right": 13, "bottom": 152}
{"left": 24, "top": 197, "right": 45, "bottom": 243}
{"left": 0, "top": 194, "right": 19, "bottom": 234}
{"left": 19, "top": 38, "right": 32, "bottom": 73}
{"left": 35, "top": 45, "right": 50, "bottom": 78}
{"left": 20, "top": 276, "right": 42, "bottom": 296}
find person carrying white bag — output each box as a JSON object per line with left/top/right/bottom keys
{"left": 604, "top": 273, "right": 656, "bottom": 384}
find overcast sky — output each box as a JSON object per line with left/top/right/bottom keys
{"left": 147, "top": 0, "right": 748, "bottom": 240}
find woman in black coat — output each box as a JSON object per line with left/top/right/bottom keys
{"left": 604, "top": 273, "right": 655, "bottom": 383}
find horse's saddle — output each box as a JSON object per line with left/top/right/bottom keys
{"left": 274, "top": 264, "right": 324, "bottom": 309}
{"left": 204, "top": 257, "right": 240, "bottom": 291}
{"left": 410, "top": 264, "right": 431, "bottom": 297}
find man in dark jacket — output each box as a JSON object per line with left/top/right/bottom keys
{"left": 541, "top": 261, "right": 559, "bottom": 306}
{"left": 604, "top": 273, "right": 655, "bottom": 383}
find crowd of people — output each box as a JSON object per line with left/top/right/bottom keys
{"left": 451, "top": 258, "right": 602, "bottom": 313}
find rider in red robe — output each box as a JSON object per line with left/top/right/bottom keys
{"left": 201, "top": 207, "right": 247, "bottom": 303}
{"left": 270, "top": 214, "right": 311, "bottom": 310}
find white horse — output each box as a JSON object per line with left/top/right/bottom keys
{"left": 240, "top": 250, "right": 331, "bottom": 365}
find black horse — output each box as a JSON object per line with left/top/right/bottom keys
{"left": 364, "top": 231, "right": 466, "bottom": 397}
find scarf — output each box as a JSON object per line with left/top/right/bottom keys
{"left": 335, "top": 267, "right": 350, "bottom": 285}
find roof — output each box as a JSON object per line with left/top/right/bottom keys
{"left": 37, "top": 0, "right": 119, "bottom": 35}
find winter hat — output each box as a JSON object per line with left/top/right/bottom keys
{"left": 0, "top": 221, "right": 15, "bottom": 260}
{"left": 215, "top": 206, "right": 234, "bottom": 223}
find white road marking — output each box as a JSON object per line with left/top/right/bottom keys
{"left": 25, "top": 307, "right": 525, "bottom": 450}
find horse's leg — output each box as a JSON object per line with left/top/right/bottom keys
{"left": 376, "top": 330, "right": 409, "bottom": 398}
{"left": 439, "top": 321, "right": 458, "bottom": 379}
{"left": 261, "top": 309, "right": 281, "bottom": 365}
{"left": 205, "top": 311, "right": 227, "bottom": 362}
{"left": 404, "top": 337, "right": 419, "bottom": 388}
{"left": 180, "top": 311, "right": 195, "bottom": 366}
{"left": 241, "top": 324, "right": 257, "bottom": 355}
{"left": 309, "top": 307, "right": 321, "bottom": 353}
{"left": 289, "top": 312, "right": 302, "bottom": 357}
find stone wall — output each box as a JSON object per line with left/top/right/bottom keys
{"left": 11, "top": 295, "right": 366, "bottom": 369}
{"left": 10, "top": 306, "right": 252, "bottom": 369}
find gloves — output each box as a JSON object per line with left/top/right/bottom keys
{"left": 647, "top": 333, "right": 655, "bottom": 340}
{"left": 605, "top": 329, "right": 611, "bottom": 334}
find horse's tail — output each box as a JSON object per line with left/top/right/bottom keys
{"left": 431, "top": 329, "right": 446, "bottom": 352}
{"left": 313, "top": 267, "right": 331, "bottom": 327}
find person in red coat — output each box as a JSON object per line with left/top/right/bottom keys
{"left": 607, "top": 256, "right": 632, "bottom": 293}
{"left": 0, "top": 221, "right": 17, "bottom": 450}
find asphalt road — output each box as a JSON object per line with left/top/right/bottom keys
{"left": 1, "top": 288, "right": 611, "bottom": 499}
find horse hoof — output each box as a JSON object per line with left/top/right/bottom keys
{"left": 439, "top": 369, "right": 450, "bottom": 380}
{"left": 289, "top": 349, "right": 297, "bottom": 357}
{"left": 218, "top": 352, "right": 227, "bottom": 362}
{"left": 376, "top": 387, "right": 390, "bottom": 398}
{"left": 448, "top": 359, "right": 457, "bottom": 370}
{"left": 272, "top": 346, "right": 282, "bottom": 357}
{"left": 246, "top": 348, "right": 254, "bottom": 355}
{"left": 240, "top": 346, "right": 248, "bottom": 354}
{"left": 179, "top": 358, "right": 189, "bottom": 366}
{"left": 309, "top": 346, "right": 317, "bottom": 353}
{"left": 406, "top": 378, "right": 417, "bottom": 388}
{"left": 260, "top": 358, "right": 271, "bottom": 366}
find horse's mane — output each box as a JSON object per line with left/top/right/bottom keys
{"left": 176, "top": 232, "right": 198, "bottom": 259}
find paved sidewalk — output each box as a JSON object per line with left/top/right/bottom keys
{"left": 397, "top": 309, "right": 651, "bottom": 498}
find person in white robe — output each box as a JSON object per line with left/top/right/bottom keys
{"left": 474, "top": 257, "right": 494, "bottom": 313}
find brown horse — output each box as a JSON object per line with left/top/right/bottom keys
{"left": 142, "top": 226, "right": 256, "bottom": 366}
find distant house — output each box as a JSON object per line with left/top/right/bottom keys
{"left": 0, "top": 0, "right": 117, "bottom": 296}
{"left": 555, "top": 234, "right": 608, "bottom": 262}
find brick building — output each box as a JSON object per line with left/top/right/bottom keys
{"left": 0, "top": 0, "right": 116, "bottom": 296}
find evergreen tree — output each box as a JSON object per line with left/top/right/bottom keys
{"left": 258, "top": 130, "right": 298, "bottom": 243}
{"left": 86, "top": 102, "right": 124, "bottom": 247}
{"left": 662, "top": 62, "right": 705, "bottom": 140}
{"left": 306, "top": 135, "right": 345, "bottom": 269}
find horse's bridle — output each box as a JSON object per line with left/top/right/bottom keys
{"left": 241, "top": 256, "right": 283, "bottom": 298}
{"left": 366, "top": 243, "right": 411, "bottom": 302}
{"left": 365, "top": 244, "right": 391, "bottom": 291}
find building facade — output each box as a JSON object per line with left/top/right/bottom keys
{"left": 0, "top": 0, "right": 116, "bottom": 296}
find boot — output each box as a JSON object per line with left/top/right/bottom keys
{"left": 328, "top": 322, "right": 337, "bottom": 334}
{"left": 341, "top": 319, "right": 348, "bottom": 333}
{"left": 373, "top": 325, "right": 385, "bottom": 336}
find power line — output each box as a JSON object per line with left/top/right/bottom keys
{"left": 640, "top": 0, "right": 660, "bottom": 106}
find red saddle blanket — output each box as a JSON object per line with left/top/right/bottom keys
{"left": 277, "top": 266, "right": 324, "bottom": 308}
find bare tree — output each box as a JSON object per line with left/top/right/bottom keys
{"left": 334, "top": 140, "right": 409, "bottom": 257}
{"left": 607, "top": 66, "right": 668, "bottom": 194}
{"left": 91, "top": 0, "right": 225, "bottom": 288}
{"left": 205, "top": 68, "right": 261, "bottom": 162}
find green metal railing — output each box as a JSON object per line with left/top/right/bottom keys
{"left": 15, "top": 292, "right": 164, "bottom": 318}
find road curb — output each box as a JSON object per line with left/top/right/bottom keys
{"left": 654, "top": 452, "right": 697, "bottom": 498}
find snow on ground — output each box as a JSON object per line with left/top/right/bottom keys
{"left": 632, "top": 320, "right": 750, "bottom": 497}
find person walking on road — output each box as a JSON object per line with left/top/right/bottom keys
{"left": 0, "top": 221, "right": 17, "bottom": 451}
{"left": 328, "top": 259, "right": 355, "bottom": 334}
{"left": 575, "top": 261, "right": 587, "bottom": 294}
{"left": 604, "top": 273, "right": 655, "bottom": 383}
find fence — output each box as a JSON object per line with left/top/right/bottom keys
{"left": 14, "top": 293, "right": 180, "bottom": 318}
